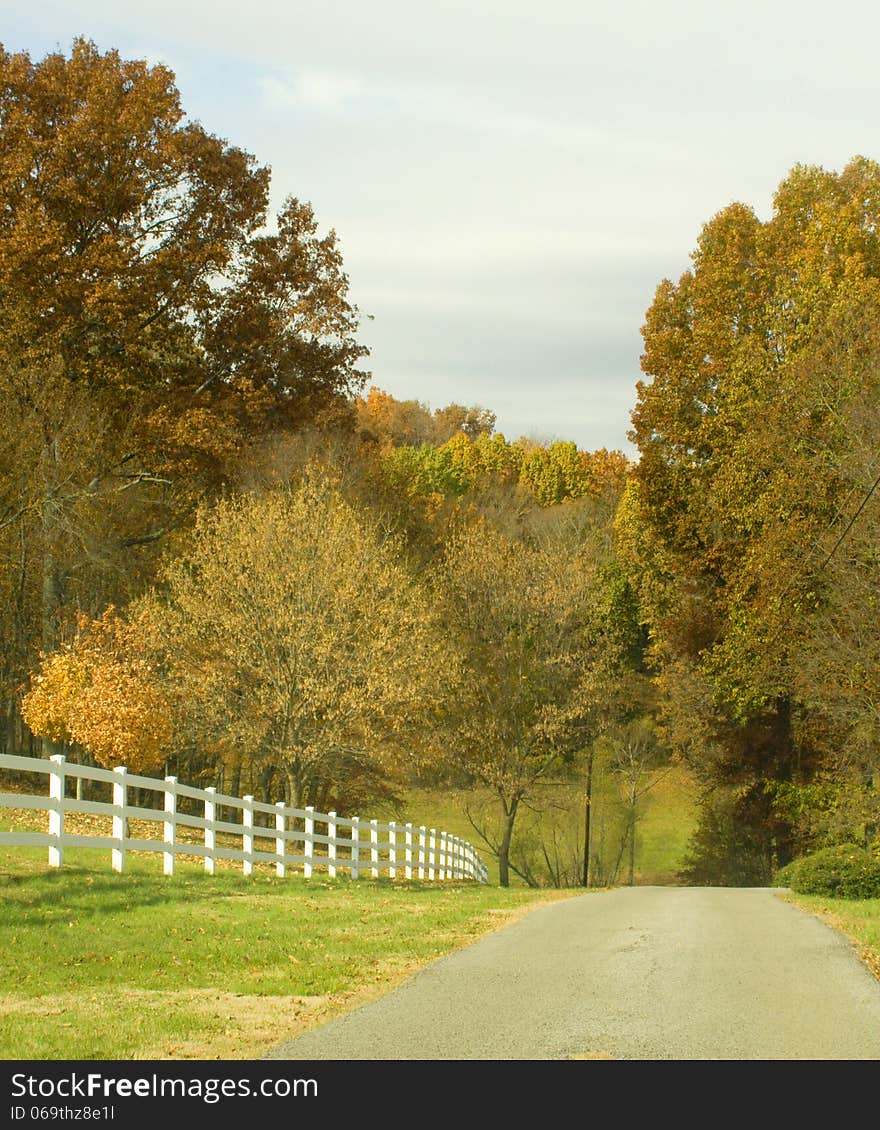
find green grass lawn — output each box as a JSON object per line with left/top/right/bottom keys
{"left": 0, "top": 758, "right": 699, "bottom": 1060}
{"left": 783, "top": 894, "right": 880, "bottom": 981}
{"left": 0, "top": 846, "right": 573, "bottom": 1060}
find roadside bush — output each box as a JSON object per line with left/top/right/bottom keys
{"left": 775, "top": 844, "right": 880, "bottom": 899}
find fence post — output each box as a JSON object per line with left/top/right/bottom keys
{"left": 112, "top": 766, "right": 127, "bottom": 873}
{"left": 404, "top": 823, "right": 413, "bottom": 880}
{"left": 449, "top": 834, "right": 456, "bottom": 879}
{"left": 163, "top": 776, "right": 177, "bottom": 876}
{"left": 48, "top": 754, "right": 65, "bottom": 869}
{"left": 204, "top": 787, "right": 216, "bottom": 875}
{"left": 242, "top": 795, "right": 254, "bottom": 876}
{"left": 428, "top": 828, "right": 436, "bottom": 880}
{"left": 388, "top": 820, "right": 397, "bottom": 879}
{"left": 275, "top": 802, "right": 286, "bottom": 879}
{"left": 370, "top": 818, "right": 379, "bottom": 878}
{"left": 440, "top": 831, "right": 448, "bottom": 880}
{"left": 304, "top": 806, "right": 314, "bottom": 878}
{"left": 327, "top": 811, "right": 337, "bottom": 878}
{"left": 418, "top": 825, "right": 426, "bottom": 880}
{"left": 351, "top": 817, "right": 360, "bottom": 880}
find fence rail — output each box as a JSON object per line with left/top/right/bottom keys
{"left": 0, "top": 754, "right": 489, "bottom": 883}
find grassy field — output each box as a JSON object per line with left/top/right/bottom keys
{"left": 628, "top": 764, "right": 700, "bottom": 883}
{"left": 0, "top": 760, "right": 699, "bottom": 1060}
{"left": 401, "top": 762, "right": 700, "bottom": 887}
{"left": 783, "top": 894, "right": 880, "bottom": 981}
{"left": 0, "top": 850, "right": 573, "bottom": 1060}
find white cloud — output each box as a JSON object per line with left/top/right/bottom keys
{"left": 259, "top": 70, "right": 364, "bottom": 112}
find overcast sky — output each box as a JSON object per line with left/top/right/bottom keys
{"left": 3, "top": 2, "right": 880, "bottom": 452}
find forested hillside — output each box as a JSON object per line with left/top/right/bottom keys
{"left": 2, "top": 39, "right": 877, "bottom": 887}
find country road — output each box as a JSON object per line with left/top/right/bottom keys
{"left": 268, "top": 887, "right": 880, "bottom": 1060}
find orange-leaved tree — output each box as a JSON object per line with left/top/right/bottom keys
{"left": 22, "top": 607, "right": 172, "bottom": 772}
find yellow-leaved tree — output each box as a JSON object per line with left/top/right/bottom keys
{"left": 152, "top": 468, "right": 444, "bottom": 809}
{"left": 433, "top": 517, "right": 604, "bottom": 886}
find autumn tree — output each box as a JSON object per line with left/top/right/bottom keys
{"left": 621, "top": 157, "right": 880, "bottom": 880}
{"left": 0, "top": 38, "right": 367, "bottom": 749}
{"left": 442, "top": 431, "right": 524, "bottom": 487}
{"left": 779, "top": 304, "right": 880, "bottom": 850}
{"left": 432, "top": 403, "right": 496, "bottom": 443}
{"left": 21, "top": 607, "right": 171, "bottom": 773}
{"left": 373, "top": 428, "right": 629, "bottom": 523}
{"left": 497, "top": 488, "right": 649, "bottom": 888}
{"left": 605, "top": 718, "right": 664, "bottom": 886}
{"left": 149, "top": 469, "right": 442, "bottom": 810}
{"left": 355, "top": 386, "right": 495, "bottom": 448}
{"left": 519, "top": 441, "right": 593, "bottom": 505}
{"left": 433, "top": 517, "right": 601, "bottom": 886}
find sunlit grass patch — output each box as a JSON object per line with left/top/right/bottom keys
{"left": 0, "top": 855, "right": 575, "bottom": 1059}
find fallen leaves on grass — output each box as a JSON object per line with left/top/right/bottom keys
{"left": 0, "top": 988, "right": 328, "bottom": 1060}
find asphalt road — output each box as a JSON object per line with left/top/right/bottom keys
{"left": 267, "top": 886, "right": 880, "bottom": 1060}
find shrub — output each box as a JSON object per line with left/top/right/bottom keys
{"left": 775, "top": 844, "right": 880, "bottom": 899}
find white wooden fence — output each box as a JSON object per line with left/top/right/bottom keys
{"left": 0, "top": 753, "right": 489, "bottom": 883}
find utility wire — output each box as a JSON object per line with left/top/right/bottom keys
{"left": 758, "top": 461, "right": 880, "bottom": 657}
{"left": 767, "top": 479, "right": 863, "bottom": 612}
{"left": 814, "top": 467, "right": 880, "bottom": 572}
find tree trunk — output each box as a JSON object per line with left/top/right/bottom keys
{"left": 260, "top": 763, "right": 274, "bottom": 804}
{"left": 497, "top": 796, "right": 519, "bottom": 888}
{"left": 4, "top": 697, "right": 15, "bottom": 755}
{"left": 39, "top": 529, "right": 65, "bottom": 765}
{"left": 40, "top": 442, "right": 67, "bottom": 761}
{"left": 41, "top": 548, "right": 62, "bottom": 653}
{"left": 285, "top": 766, "right": 303, "bottom": 810}
{"left": 628, "top": 799, "right": 636, "bottom": 886}
{"left": 582, "top": 747, "right": 594, "bottom": 887}
{"left": 611, "top": 817, "right": 630, "bottom": 885}
{"left": 41, "top": 440, "right": 63, "bottom": 652}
